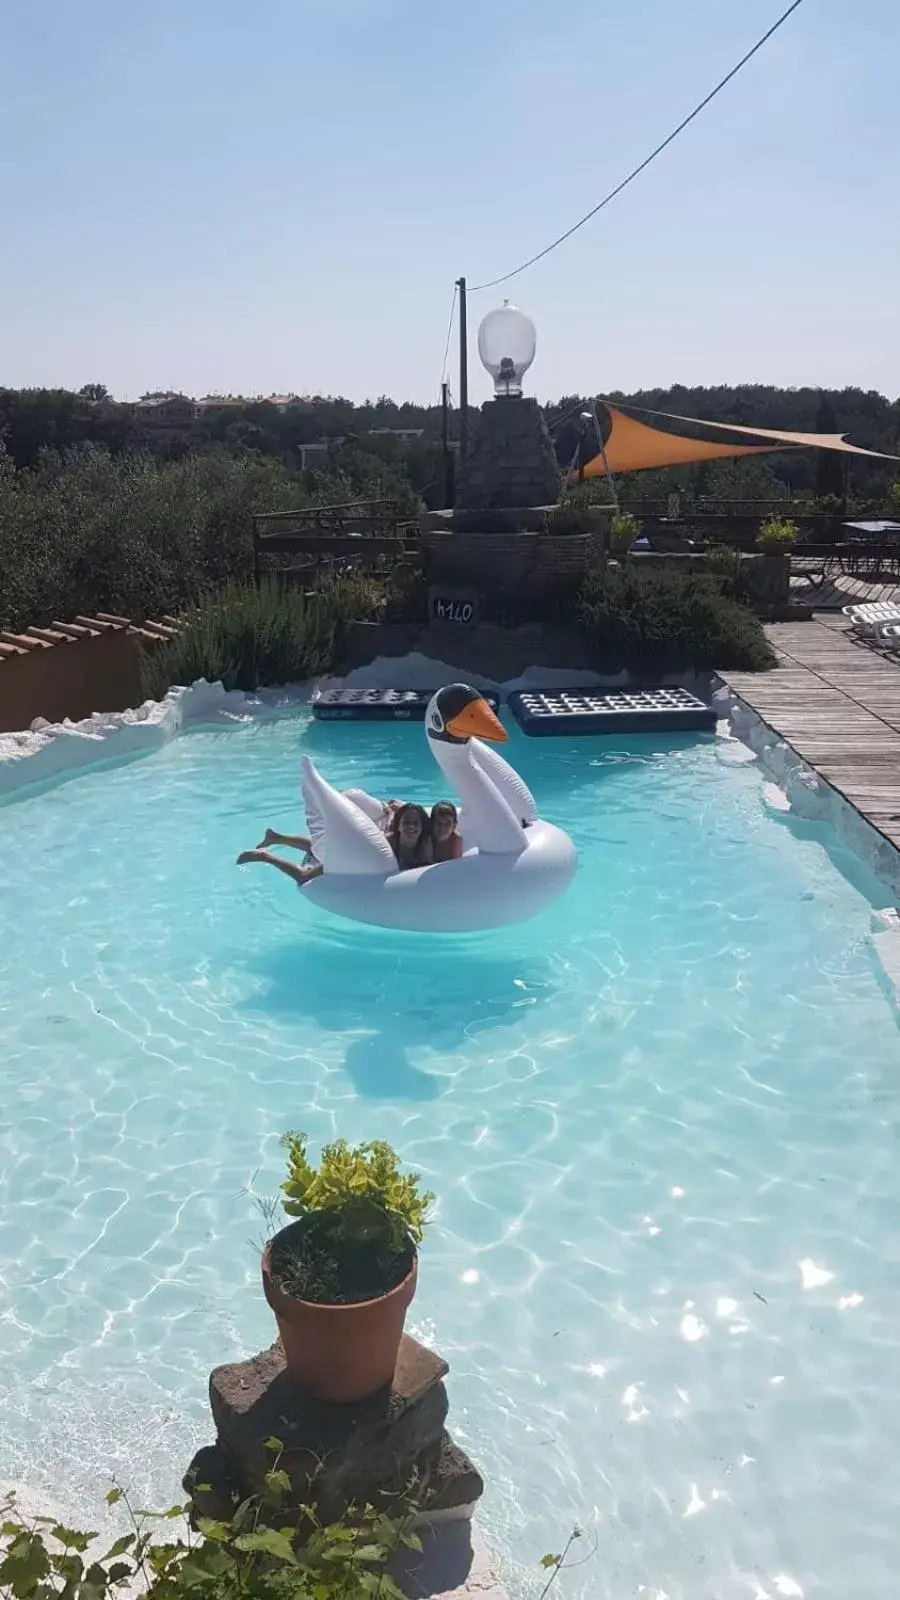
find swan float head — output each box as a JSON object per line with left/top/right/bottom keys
{"left": 426, "top": 684, "right": 507, "bottom": 745}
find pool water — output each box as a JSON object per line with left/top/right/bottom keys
{"left": 1, "top": 711, "right": 899, "bottom": 1599}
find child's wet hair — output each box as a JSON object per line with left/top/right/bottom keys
{"left": 431, "top": 800, "right": 458, "bottom": 824}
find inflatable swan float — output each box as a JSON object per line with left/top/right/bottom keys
{"left": 300, "top": 684, "right": 577, "bottom": 933}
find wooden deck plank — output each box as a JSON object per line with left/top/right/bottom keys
{"left": 719, "top": 617, "right": 900, "bottom": 868}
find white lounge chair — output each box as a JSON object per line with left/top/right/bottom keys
{"left": 842, "top": 601, "right": 900, "bottom": 635}
{"left": 876, "top": 622, "right": 900, "bottom": 652}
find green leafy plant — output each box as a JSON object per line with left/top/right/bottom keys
{"left": 757, "top": 515, "right": 799, "bottom": 552}
{"left": 271, "top": 1135, "right": 434, "bottom": 1305}
{"left": 609, "top": 511, "right": 641, "bottom": 555}
{"left": 539, "top": 1526, "right": 596, "bottom": 1597}
{"left": 141, "top": 575, "right": 381, "bottom": 698}
{"left": 576, "top": 564, "right": 775, "bottom": 676}
{"left": 0, "top": 1447, "right": 421, "bottom": 1600}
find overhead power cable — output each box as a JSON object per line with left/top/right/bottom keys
{"left": 470, "top": 0, "right": 806, "bottom": 292}
{"left": 439, "top": 283, "right": 458, "bottom": 386}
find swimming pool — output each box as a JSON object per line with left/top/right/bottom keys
{"left": 1, "top": 709, "right": 899, "bottom": 1599}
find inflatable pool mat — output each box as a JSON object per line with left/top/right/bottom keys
{"left": 508, "top": 686, "right": 717, "bottom": 736}
{"left": 313, "top": 688, "right": 501, "bottom": 722}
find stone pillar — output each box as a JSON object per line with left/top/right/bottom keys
{"left": 185, "top": 1335, "right": 483, "bottom": 1530}
{"left": 456, "top": 398, "right": 560, "bottom": 511}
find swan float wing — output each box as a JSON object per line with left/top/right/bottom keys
{"left": 300, "top": 756, "right": 396, "bottom": 876}
{"left": 343, "top": 787, "right": 386, "bottom": 826}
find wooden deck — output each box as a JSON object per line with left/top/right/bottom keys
{"left": 790, "top": 564, "right": 900, "bottom": 612}
{"left": 719, "top": 618, "right": 900, "bottom": 854}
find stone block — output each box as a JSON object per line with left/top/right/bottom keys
{"left": 202, "top": 1336, "right": 451, "bottom": 1521}
{"left": 416, "top": 1433, "right": 484, "bottom": 1515}
{"left": 389, "top": 1522, "right": 509, "bottom": 1600}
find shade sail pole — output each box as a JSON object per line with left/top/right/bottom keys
{"left": 591, "top": 403, "right": 618, "bottom": 512}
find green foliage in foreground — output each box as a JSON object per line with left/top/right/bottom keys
{"left": 0, "top": 1484, "right": 584, "bottom": 1600}
{"left": 577, "top": 565, "right": 776, "bottom": 676}
{"left": 142, "top": 578, "right": 382, "bottom": 698}
{"left": 0, "top": 1457, "right": 420, "bottom": 1600}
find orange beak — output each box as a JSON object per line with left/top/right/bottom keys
{"left": 446, "top": 697, "right": 508, "bottom": 743}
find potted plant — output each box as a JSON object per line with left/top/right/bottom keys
{"left": 757, "top": 515, "right": 799, "bottom": 555}
{"left": 609, "top": 511, "right": 642, "bottom": 557}
{"left": 755, "top": 516, "right": 798, "bottom": 610}
{"left": 262, "top": 1133, "right": 433, "bottom": 1402}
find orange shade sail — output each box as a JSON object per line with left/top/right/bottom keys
{"left": 637, "top": 408, "right": 900, "bottom": 460}
{"left": 582, "top": 405, "right": 776, "bottom": 475}
{"left": 580, "top": 403, "right": 900, "bottom": 477}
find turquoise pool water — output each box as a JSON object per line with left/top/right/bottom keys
{"left": 1, "top": 710, "right": 899, "bottom": 1599}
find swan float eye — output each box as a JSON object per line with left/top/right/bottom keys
{"left": 431, "top": 710, "right": 442, "bottom": 730}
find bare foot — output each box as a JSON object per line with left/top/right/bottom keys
{"left": 237, "top": 849, "right": 267, "bottom": 866}
{"left": 255, "top": 828, "right": 277, "bottom": 849}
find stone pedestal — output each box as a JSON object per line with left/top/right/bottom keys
{"left": 185, "top": 1335, "right": 483, "bottom": 1529}
{"left": 457, "top": 398, "right": 560, "bottom": 511}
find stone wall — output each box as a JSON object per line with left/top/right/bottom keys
{"left": 456, "top": 398, "right": 560, "bottom": 510}
{"left": 425, "top": 530, "right": 600, "bottom": 588}
{"left": 338, "top": 620, "right": 601, "bottom": 681}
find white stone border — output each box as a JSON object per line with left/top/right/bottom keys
{"left": 0, "top": 655, "right": 621, "bottom": 801}
{"left": 714, "top": 678, "right": 900, "bottom": 1014}
{"left": 0, "top": 679, "right": 311, "bottom": 798}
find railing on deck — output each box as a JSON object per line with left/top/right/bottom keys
{"left": 253, "top": 499, "right": 423, "bottom": 582}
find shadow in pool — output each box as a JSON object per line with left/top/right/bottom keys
{"left": 768, "top": 807, "right": 893, "bottom": 910}
{"left": 238, "top": 929, "right": 557, "bottom": 1102}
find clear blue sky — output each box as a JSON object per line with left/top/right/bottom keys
{"left": 2, "top": 0, "right": 897, "bottom": 405}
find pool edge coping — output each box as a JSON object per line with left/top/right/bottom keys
{"left": 713, "top": 676, "right": 900, "bottom": 1015}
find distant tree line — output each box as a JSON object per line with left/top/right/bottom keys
{"left": 2, "top": 381, "right": 898, "bottom": 504}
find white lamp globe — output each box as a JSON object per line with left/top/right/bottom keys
{"left": 476, "top": 300, "right": 537, "bottom": 398}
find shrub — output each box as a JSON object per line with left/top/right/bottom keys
{"left": 545, "top": 484, "right": 602, "bottom": 536}
{"left": 0, "top": 441, "right": 422, "bottom": 634}
{"left": 576, "top": 564, "right": 775, "bottom": 676}
{"left": 141, "top": 576, "right": 379, "bottom": 698}
{"left": 383, "top": 562, "right": 428, "bottom": 623}
{"left": 272, "top": 1134, "right": 434, "bottom": 1305}
{"left": 0, "top": 1449, "right": 420, "bottom": 1600}
{"left": 0, "top": 444, "right": 304, "bottom": 632}
{"left": 705, "top": 544, "right": 743, "bottom": 597}
{"left": 757, "top": 515, "right": 799, "bottom": 552}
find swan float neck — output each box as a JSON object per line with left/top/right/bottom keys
{"left": 425, "top": 685, "right": 527, "bottom": 857}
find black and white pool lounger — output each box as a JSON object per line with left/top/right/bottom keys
{"left": 843, "top": 601, "right": 900, "bottom": 636}
{"left": 313, "top": 688, "right": 500, "bottom": 722}
{"left": 508, "top": 687, "right": 717, "bottom": 736}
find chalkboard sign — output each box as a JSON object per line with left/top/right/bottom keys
{"left": 428, "top": 586, "right": 479, "bottom": 627}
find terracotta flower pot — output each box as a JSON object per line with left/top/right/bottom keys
{"left": 262, "top": 1224, "right": 418, "bottom": 1403}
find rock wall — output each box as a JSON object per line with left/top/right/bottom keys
{"left": 456, "top": 398, "right": 560, "bottom": 510}
{"left": 337, "top": 621, "right": 602, "bottom": 682}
